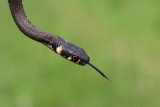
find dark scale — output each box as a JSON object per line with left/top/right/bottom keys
{"left": 60, "top": 49, "right": 70, "bottom": 58}
{"left": 8, "top": 0, "right": 111, "bottom": 81}
{"left": 52, "top": 42, "right": 60, "bottom": 52}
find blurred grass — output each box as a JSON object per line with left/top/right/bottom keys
{"left": 0, "top": 0, "right": 160, "bottom": 107}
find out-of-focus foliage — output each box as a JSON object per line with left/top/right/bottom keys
{"left": 0, "top": 0, "right": 160, "bottom": 107}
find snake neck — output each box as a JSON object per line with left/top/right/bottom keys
{"left": 8, "top": 0, "right": 58, "bottom": 44}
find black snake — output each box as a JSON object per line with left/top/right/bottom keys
{"left": 8, "top": 0, "right": 110, "bottom": 81}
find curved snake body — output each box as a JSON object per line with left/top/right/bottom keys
{"left": 8, "top": 0, "right": 110, "bottom": 81}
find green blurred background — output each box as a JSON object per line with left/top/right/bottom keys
{"left": 1, "top": 0, "right": 160, "bottom": 107}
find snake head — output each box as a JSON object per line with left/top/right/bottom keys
{"left": 51, "top": 39, "right": 90, "bottom": 66}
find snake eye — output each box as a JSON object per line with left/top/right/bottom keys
{"left": 72, "top": 56, "right": 79, "bottom": 62}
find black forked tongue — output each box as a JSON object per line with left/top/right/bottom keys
{"left": 88, "top": 63, "right": 111, "bottom": 82}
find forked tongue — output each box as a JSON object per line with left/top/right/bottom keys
{"left": 88, "top": 63, "right": 111, "bottom": 82}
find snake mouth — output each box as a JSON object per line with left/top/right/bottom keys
{"left": 59, "top": 49, "right": 89, "bottom": 66}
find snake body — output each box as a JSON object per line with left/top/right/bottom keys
{"left": 8, "top": 0, "right": 110, "bottom": 80}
